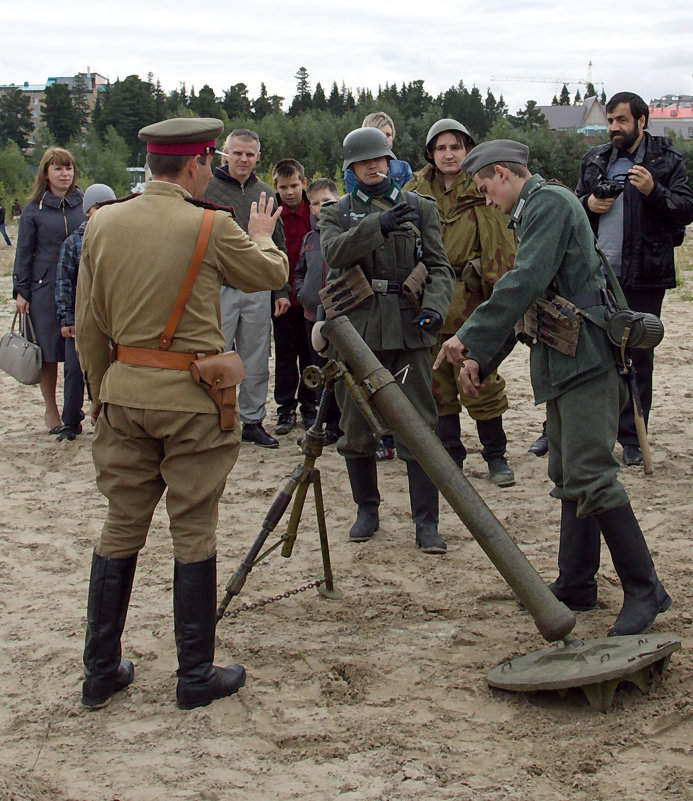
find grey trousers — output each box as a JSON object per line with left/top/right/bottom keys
{"left": 220, "top": 285, "right": 271, "bottom": 424}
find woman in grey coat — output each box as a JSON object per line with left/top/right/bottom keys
{"left": 13, "top": 147, "right": 86, "bottom": 434}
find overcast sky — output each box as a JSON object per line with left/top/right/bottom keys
{"left": 4, "top": 0, "right": 692, "bottom": 116}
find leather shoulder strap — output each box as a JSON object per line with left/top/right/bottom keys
{"left": 159, "top": 208, "right": 215, "bottom": 350}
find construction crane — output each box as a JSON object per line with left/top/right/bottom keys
{"left": 491, "top": 61, "right": 604, "bottom": 89}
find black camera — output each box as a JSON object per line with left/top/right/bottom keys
{"left": 593, "top": 178, "right": 623, "bottom": 200}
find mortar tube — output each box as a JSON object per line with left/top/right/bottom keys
{"left": 323, "top": 316, "right": 576, "bottom": 643}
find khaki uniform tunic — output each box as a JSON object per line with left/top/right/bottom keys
{"left": 405, "top": 166, "right": 516, "bottom": 420}
{"left": 76, "top": 181, "right": 288, "bottom": 561}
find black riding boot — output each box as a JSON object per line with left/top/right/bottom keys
{"left": 82, "top": 550, "right": 137, "bottom": 708}
{"left": 597, "top": 504, "right": 672, "bottom": 636}
{"left": 548, "top": 501, "right": 601, "bottom": 611}
{"left": 175, "top": 555, "right": 246, "bottom": 709}
{"left": 345, "top": 456, "right": 380, "bottom": 542}
{"left": 476, "top": 416, "right": 515, "bottom": 486}
{"left": 407, "top": 461, "right": 446, "bottom": 554}
{"left": 434, "top": 413, "right": 466, "bottom": 469}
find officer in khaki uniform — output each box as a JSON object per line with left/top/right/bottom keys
{"left": 435, "top": 140, "right": 671, "bottom": 637}
{"left": 319, "top": 127, "right": 454, "bottom": 553}
{"left": 405, "top": 119, "right": 517, "bottom": 485}
{"left": 75, "top": 118, "right": 288, "bottom": 710}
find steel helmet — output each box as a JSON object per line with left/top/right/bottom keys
{"left": 424, "top": 118, "right": 476, "bottom": 165}
{"left": 342, "top": 127, "right": 396, "bottom": 171}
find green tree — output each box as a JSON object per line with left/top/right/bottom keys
{"left": 93, "top": 75, "right": 157, "bottom": 163}
{"left": 253, "top": 83, "right": 272, "bottom": 119}
{"left": 312, "top": 82, "right": 327, "bottom": 111}
{"left": 289, "top": 67, "right": 312, "bottom": 116}
{"left": 574, "top": 88, "right": 582, "bottom": 105}
{"left": 0, "top": 141, "right": 34, "bottom": 206}
{"left": 80, "top": 125, "right": 130, "bottom": 195}
{"left": 584, "top": 82, "right": 597, "bottom": 99}
{"left": 514, "top": 100, "right": 548, "bottom": 130}
{"left": 191, "top": 84, "right": 220, "bottom": 117}
{"left": 222, "top": 83, "right": 251, "bottom": 118}
{"left": 41, "top": 83, "right": 80, "bottom": 144}
{"left": 559, "top": 84, "right": 571, "bottom": 106}
{"left": 0, "top": 88, "right": 34, "bottom": 150}
{"left": 327, "top": 82, "right": 343, "bottom": 115}
{"left": 72, "top": 73, "right": 91, "bottom": 132}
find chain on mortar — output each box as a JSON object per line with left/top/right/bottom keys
{"left": 223, "top": 579, "right": 324, "bottom": 618}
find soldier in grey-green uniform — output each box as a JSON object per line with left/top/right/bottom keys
{"left": 75, "top": 118, "right": 288, "bottom": 709}
{"left": 435, "top": 140, "right": 671, "bottom": 636}
{"left": 319, "top": 127, "right": 454, "bottom": 553}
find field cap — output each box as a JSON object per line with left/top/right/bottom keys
{"left": 138, "top": 118, "right": 223, "bottom": 155}
{"left": 461, "top": 140, "right": 529, "bottom": 176}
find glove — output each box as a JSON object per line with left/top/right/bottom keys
{"left": 379, "top": 202, "right": 417, "bottom": 235}
{"left": 412, "top": 308, "right": 443, "bottom": 333}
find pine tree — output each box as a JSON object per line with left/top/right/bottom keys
{"left": 289, "top": 67, "right": 312, "bottom": 116}
{"left": 41, "top": 83, "right": 80, "bottom": 144}
{"left": 559, "top": 84, "right": 571, "bottom": 106}
{"left": 574, "top": 88, "right": 582, "bottom": 105}
{"left": 0, "top": 88, "right": 34, "bottom": 150}
{"left": 312, "top": 82, "right": 327, "bottom": 111}
{"left": 253, "top": 83, "right": 272, "bottom": 120}
{"left": 72, "top": 72, "right": 91, "bottom": 132}
{"left": 327, "top": 82, "right": 343, "bottom": 115}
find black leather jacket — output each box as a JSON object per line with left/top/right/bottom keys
{"left": 576, "top": 132, "right": 693, "bottom": 290}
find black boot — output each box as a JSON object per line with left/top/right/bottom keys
{"left": 345, "top": 456, "right": 380, "bottom": 542}
{"left": 407, "top": 461, "right": 446, "bottom": 554}
{"left": 476, "top": 416, "right": 515, "bottom": 486}
{"left": 175, "top": 555, "right": 246, "bottom": 710}
{"left": 82, "top": 550, "right": 137, "bottom": 708}
{"left": 548, "top": 501, "right": 601, "bottom": 611}
{"left": 597, "top": 504, "right": 672, "bottom": 636}
{"left": 434, "top": 414, "right": 466, "bottom": 469}
{"left": 528, "top": 420, "right": 548, "bottom": 456}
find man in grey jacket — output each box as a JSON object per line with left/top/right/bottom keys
{"left": 204, "top": 129, "right": 287, "bottom": 448}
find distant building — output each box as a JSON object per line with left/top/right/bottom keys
{"left": 538, "top": 96, "right": 608, "bottom": 137}
{"left": 0, "top": 70, "right": 109, "bottom": 136}
{"left": 648, "top": 95, "right": 693, "bottom": 140}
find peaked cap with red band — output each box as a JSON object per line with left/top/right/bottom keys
{"left": 139, "top": 117, "right": 224, "bottom": 155}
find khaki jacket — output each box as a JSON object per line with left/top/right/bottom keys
{"left": 405, "top": 165, "right": 516, "bottom": 335}
{"left": 76, "top": 181, "right": 288, "bottom": 412}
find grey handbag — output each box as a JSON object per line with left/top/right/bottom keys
{"left": 0, "top": 312, "right": 43, "bottom": 385}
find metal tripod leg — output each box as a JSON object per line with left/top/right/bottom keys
{"left": 216, "top": 379, "right": 342, "bottom": 622}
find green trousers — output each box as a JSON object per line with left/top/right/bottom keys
{"left": 335, "top": 347, "right": 437, "bottom": 461}
{"left": 546, "top": 367, "right": 629, "bottom": 517}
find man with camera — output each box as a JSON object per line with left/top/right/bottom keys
{"left": 576, "top": 91, "right": 693, "bottom": 465}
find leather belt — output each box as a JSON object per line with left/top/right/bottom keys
{"left": 114, "top": 344, "right": 200, "bottom": 371}
{"left": 371, "top": 279, "right": 402, "bottom": 294}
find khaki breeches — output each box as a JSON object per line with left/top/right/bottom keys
{"left": 431, "top": 337, "right": 509, "bottom": 420}
{"left": 92, "top": 404, "right": 240, "bottom": 563}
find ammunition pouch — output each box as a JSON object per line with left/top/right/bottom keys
{"left": 319, "top": 266, "right": 374, "bottom": 320}
{"left": 402, "top": 261, "right": 429, "bottom": 313}
{"left": 458, "top": 258, "right": 483, "bottom": 295}
{"left": 189, "top": 351, "right": 245, "bottom": 431}
{"left": 515, "top": 295, "right": 581, "bottom": 356}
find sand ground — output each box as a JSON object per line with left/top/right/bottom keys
{"left": 1, "top": 220, "right": 692, "bottom": 801}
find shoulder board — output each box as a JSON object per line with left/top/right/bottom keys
{"left": 540, "top": 178, "right": 576, "bottom": 195}
{"left": 185, "top": 197, "right": 235, "bottom": 217}
{"left": 96, "top": 193, "right": 139, "bottom": 208}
